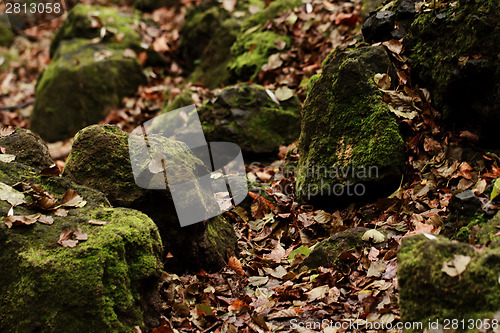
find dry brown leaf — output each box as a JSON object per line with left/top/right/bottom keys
{"left": 228, "top": 256, "right": 245, "bottom": 275}
{"left": 61, "top": 189, "right": 86, "bottom": 208}
{"left": 37, "top": 214, "right": 54, "bottom": 225}
{"left": 74, "top": 228, "right": 88, "bottom": 241}
{"left": 0, "top": 126, "right": 15, "bottom": 137}
{"left": 4, "top": 214, "right": 40, "bottom": 228}
{"left": 40, "top": 164, "right": 61, "bottom": 177}
{"left": 54, "top": 208, "right": 68, "bottom": 217}
{"left": 89, "top": 220, "right": 107, "bottom": 226}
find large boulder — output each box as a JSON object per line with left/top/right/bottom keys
{"left": 0, "top": 128, "right": 53, "bottom": 170}
{"left": 398, "top": 234, "right": 500, "bottom": 327}
{"left": 153, "top": 84, "right": 301, "bottom": 154}
{"left": 296, "top": 46, "right": 405, "bottom": 206}
{"left": 0, "top": 159, "right": 163, "bottom": 331}
{"left": 63, "top": 124, "right": 238, "bottom": 273}
{"left": 179, "top": 4, "right": 231, "bottom": 72}
{"left": 50, "top": 4, "right": 143, "bottom": 57}
{"left": 30, "top": 40, "right": 145, "bottom": 142}
{"left": 392, "top": 0, "right": 499, "bottom": 144}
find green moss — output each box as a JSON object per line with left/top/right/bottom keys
{"left": 398, "top": 235, "right": 500, "bottom": 331}
{"left": 0, "top": 207, "right": 162, "bottom": 332}
{"left": 229, "top": 30, "right": 290, "bottom": 82}
{"left": 163, "top": 90, "right": 195, "bottom": 113}
{"left": 50, "top": 4, "right": 142, "bottom": 57}
{"left": 477, "top": 212, "right": 500, "bottom": 246}
{"left": 296, "top": 46, "right": 405, "bottom": 202}
{"left": 31, "top": 40, "right": 145, "bottom": 142}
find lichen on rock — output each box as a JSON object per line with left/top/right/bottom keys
{"left": 296, "top": 45, "right": 405, "bottom": 206}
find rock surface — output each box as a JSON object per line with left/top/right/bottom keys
{"left": 195, "top": 84, "right": 302, "bottom": 155}
{"left": 398, "top": 234, "right": 500, "bottom": 326}
{"left": 0, "top": 159, "right": 163, "bottom": 332}
{"left": 50, "top": 4, "right": 143, "bottom": 57}
{"left": 398, "top": 0, "right": 499, "bottom": 144}
{"left": 30, "top": 40, "right": 145, "bottom": 142}
{"left": 296, "top": 46, "right": 405, "bottom": 205}
{"left": 63, "top": 124, "right": 238, "bottom": 272}
{"left": 0, "top": 128, "right": 53, "bottom": 170}
{"left": 302, "top": 227, "right": 388, "bottom": 268}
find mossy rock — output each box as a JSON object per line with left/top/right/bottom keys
{"left": 477, "top": 212, "right": 500, "bottom": 247}
{"left": 296, "top": 45, "right": 405, "bottom": 206}
{"left": 0, "top": 16, "right": 14, "bottom": 47}
{"left": 30, "top": 40, "right": 145, "bottom": 142}
{"left": 399, "top": 0, "right": 500, "bottom": 144}
{"left": 190, "top": 17, "right": 241, "bottom": 88}
{"left": 0, "top": 128, "right": 53, "bottom": 170}
{"left": 302, "top": 227, "right": 388, "bottom": 268}
{"left": 50, "top": 4, "right": 143, "bottom": 57}
{"left": 398, "top": 234, "right": 500, "bottom": 330}
{"left": 179, "top": 4, "right": 231, "bottom": 71}
{"left": 163, "top": 90, "right": 195, "bottom": 113}
{"left": 63, "top": 124, "right": 238, "bottom": 272}
{"left": 0, "top": 161, "right": 163, "bottom": 332}
{"left": 192, "top": 83, "right": 301, "bottom": 154}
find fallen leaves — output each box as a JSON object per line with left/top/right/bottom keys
{"left": 60, "top": 189, "right": 87, "bottom": 208}
{"left": 58, "top": 228, "right": 88, "bottom": 248}
{"left": 0, "top": 182, "right": 26, "bottom": 206}
{"left": 362, "top": 229, "right": 386, "bottom": 243}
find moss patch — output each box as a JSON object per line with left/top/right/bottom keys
{"left": 0, "top": 128, "right": 53, "bottom": 170}
{"left": 229, "top": 30, "right": 290, "bottom": 82}
{"left": 296, "top": 45, "right": 405, "bottom": 204}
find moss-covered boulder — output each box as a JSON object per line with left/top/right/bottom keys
{"left": 398, "top": 234, "right": 500, "bottom": 329}
{"left": 190, "top": 17, "right": 241, "bottom": 88}
{"left": 0, "top": 160, "right": 163, "bottom": 332}
{"left": 0, "top": 128, "right": 53, "bottom": 170}
{"left": 50, "top": 4, "right": 143, "bottom": 57}
{"left": 397, "top": 0, "right": 499, "bottom": 144}
{"left": 179, "top": 4, "right": 232, "bottom": 72}
{"left": 181, "top": 84, "right": 301, "bottom": 154}
{"left": 296, "top": 46, "right": 405, "bottom": 205}
{"left": 63, "top": 124, "right": 238, "bottom": 272}
{"left": 30, "top": 40, "right": 145, "bottom": 142}
{"left": 302, "top": 227, "right": 388, "bottom": 268}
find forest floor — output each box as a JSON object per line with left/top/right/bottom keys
{"left": 1, "top": 0, "right": 499, "bottom": 332}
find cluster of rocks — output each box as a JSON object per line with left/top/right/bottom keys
{"left": 3, "top": 0, "right": 497, "bottom": 330}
